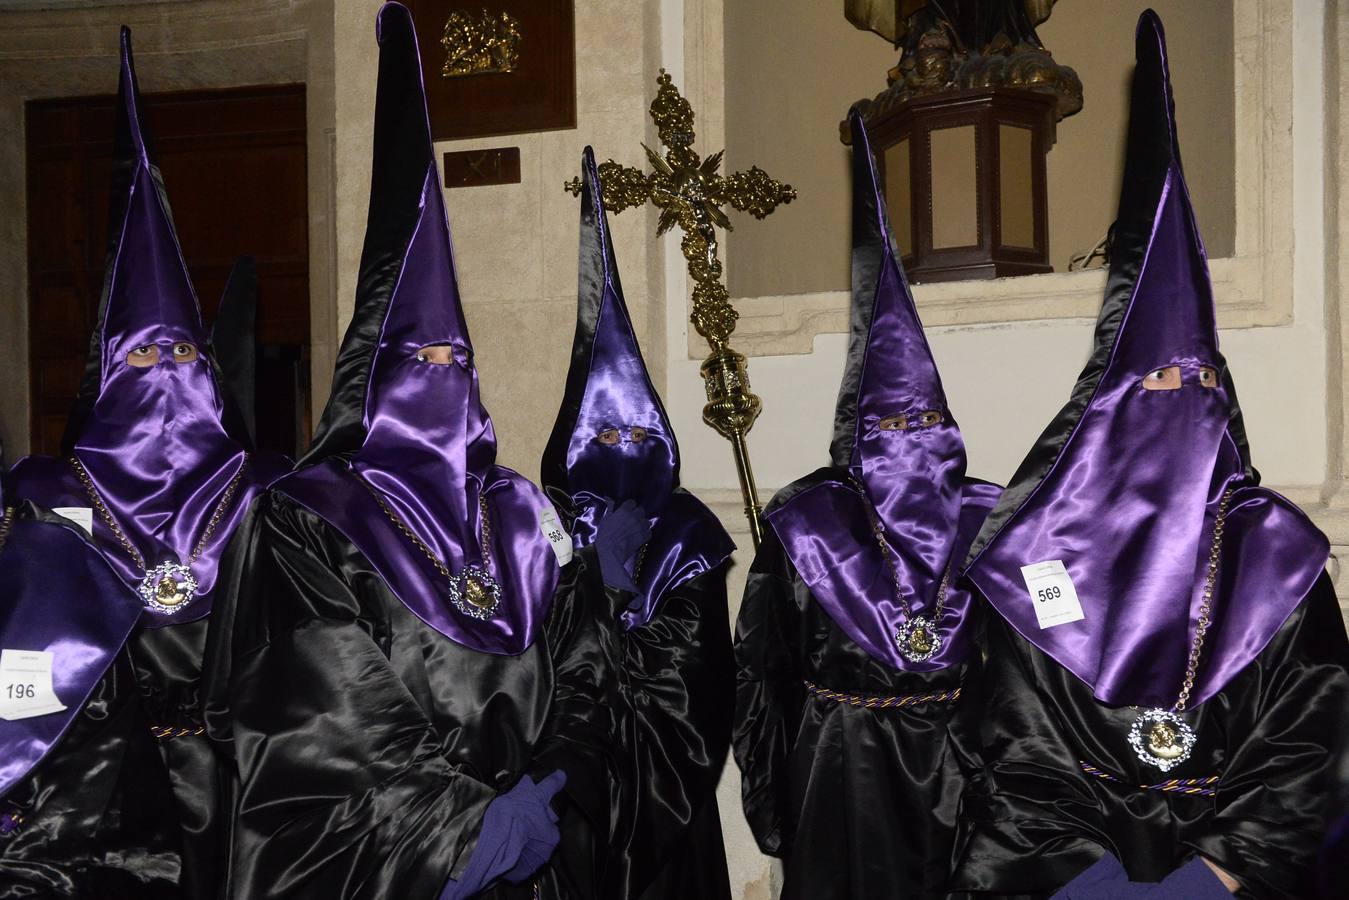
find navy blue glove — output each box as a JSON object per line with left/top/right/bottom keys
{"left": 439, "top": 770, "right": 566, "bottom": 899}
{"left": 1151, "top": 857, "right": 1235, "bottom": 898}
{"left": 595, "top": 500, "right": 651, "bottom": 594}
{"left": 1051, "top": 854, "right": 1234, "bottom": 899}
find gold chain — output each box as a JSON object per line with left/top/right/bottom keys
{"left": 68, "top": 454, "right": 249, "bottom": 573}
{"left": 1174, "top": 486, "right": 1234, "bottom": 713}
{"left": 849, "top": 475, "right": 950, "bottom": 622}
{"left": 354, "top": 473, "right": 493, "bottom": 580}
{"left": 0, "top": 507, "right": 13, "bottom": 553}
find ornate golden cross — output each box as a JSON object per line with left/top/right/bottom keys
{"left": 566, "top": 70, "right": 796, "bottom": 546}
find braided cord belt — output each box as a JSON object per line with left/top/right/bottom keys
{"left": 151, "top": 724, "right": 206, "bottom": 741}
{"left": 1079, "top": 761, "right": 1219, "bottom": 797}
{"left": 803, "top": 680, "right": 961, "bottom": 709}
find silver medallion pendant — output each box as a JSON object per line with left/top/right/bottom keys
{"left": 139, "top": 561, "right": 198, "bottom": 614}
{"left": 894, "top": 614, "right": 942, "bottom": 663}
{"left": 1127, "top": 708, "right": 1195, "bottom": 772}
{"left": 449, "top": 565, "right": 502, "bottom": 620}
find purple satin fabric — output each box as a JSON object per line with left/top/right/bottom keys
{"left": 0, "top": 512, "right": 143, "bottom": 798}
{"left": 768, "top": 478, "right": 1000, "bottom": 671}
{"left": 6, "top": 30, "right": 281, "bottom": 625}
{"left": 9, "top": 454, "right": 287, "bottom": 626}
{"left": 297, "top": 4, "right": 558, "bottom": 650}
{"left": 354, "top": 167, "right": 485, "bottom": 578}
{"left": 766, "top": 112, "right": 991, "bottom": 671}
{"left": 966, "top": 14, "right": 1328, "bottom": 708}
{"left": 275, "top": 460, "right": 557, "bottom": 656}
{"left": 575, "top": 492, "right": 734, "bottom": 631}
{"left": 543, "top": 149, "right": 732, "bottom": 628}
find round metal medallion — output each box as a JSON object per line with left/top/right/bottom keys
{"left": 1127, "top": 708, "right": 1195, "bottom": 772}
{"left": 139, "top": 561, "right": 197, "bottom": 614}
{"left": 449, "top": 565, "right": 502, "bottom": 620}
{"left": 894, "top": 614, "right": 942, "bottom": 663}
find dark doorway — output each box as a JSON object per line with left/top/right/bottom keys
{"left": 26, "top": 83, "right": 310, "bottom": 458}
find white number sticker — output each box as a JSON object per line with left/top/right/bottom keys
{"left": 0, "top": 649, "right": 67, "bottom": 721}
{"left": 1019, "top": 559, "right": 1086, "bottom": 629}
{"left": 52, "top": 507, "right": 94, "bottom": 537}
{"left": 537, "top": 508, "right": 573, "bottom": 566}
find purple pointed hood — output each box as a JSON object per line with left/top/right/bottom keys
{"left": 963, "top": 10, "right": 1327, "bottom": 709}
{"left": 763, "top": 112, "right": 1001, "bottom": 672}
{"left": 8, "top": 28, "right": 283, "bottom": 625}
{"left": 274, "top": 2, "right": 559, "bottom": 654}
{"left": 541, "top": 149, "right": 734, "bottom": 628}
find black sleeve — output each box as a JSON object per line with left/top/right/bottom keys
{"left": 523, "top": 556, "right": 622, "bottom": 899}
{"left": 731, "top": 529, "right": 805, "bottom": 858}
{"left": 209, "top": 497, "right": 496, "bottom": 900}
{"left": 609, "top": 565, "right": 735, "bottom": 897}
{"left": 1189, "top": 572, "right": 1349, "bottom": 899}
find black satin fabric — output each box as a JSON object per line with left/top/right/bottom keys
{"left": 948, "top": 573, "right": 1349, "bottom": 900}
{"left": 0, "top": 647, "right": 182, "bottom": 898}
{"left": 127, "top": 619, "right": 222, "bottom": 900}
{"left": 733, "top": 527, "right": 969, "bottom": 900}
{"left": 591, "top": 550, "right": 734, "bottom": 900}
{"left": 205, "top": 491, "right": 732, "bottom": 899}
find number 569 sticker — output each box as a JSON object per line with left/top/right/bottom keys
{"left": 1019, "top": 560, "right": 1086, "bottom": 629}
{"left": 0, "top": 649, "right": 66, "bottom": 721}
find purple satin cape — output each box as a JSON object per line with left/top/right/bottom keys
{"left": 281, "top": 3, "right": 558, "bottom": 651}
{"left": 7, "top": 29, "right": 285, "bottom": 625}
{"left": 0, "top": 506, "right": 143, "bottom": 798}
{"left": 767, "top": 472, "right": 1001, "bottom": 670}
{"left": 764, "top": 111, "right": 999, "bottom": 672}
{"left": 275, "top": 461, "right": 557, "bottom": 656}
{"left": 541, "top": 148, "right": 732, "bottom": 628}
{"left": 963, "top": 11, "right": 1328, "bottom": 709}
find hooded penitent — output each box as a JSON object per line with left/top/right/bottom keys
{"left": 761, "top": 111, "right": 1000, "bottom": 672}
{"left": 963, "top": 12, "right": 1328, "bottom": 714}
{"left": 9, "top": 29, "right": 280, "bottom": 625}
{"left": 541, "top": 148, "right": 734, "bottom": 629}
{"left": 271, "top": 4, "right": 559, "bottom": 654}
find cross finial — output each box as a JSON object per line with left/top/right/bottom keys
{"left": 564, "top": 71, "right": 795, "bottom": 547}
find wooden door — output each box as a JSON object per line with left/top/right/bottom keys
{"left": 26, "top": 84, "right": 310, "bottom": 457}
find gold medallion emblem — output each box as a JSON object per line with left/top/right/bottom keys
{"left": 1128, "top": 708, "right": 1196, "bottom": 771}
{"left": 1146, "top": 721, "right": 1186, "bottom": 760}
{"left": 139, "top": 561, "right": 198, "bottom": 614}
{"left": 908, "top": 626, "right": 935, "bottom": 657}
{"left": 463, "top": 573, "right": 494, "bottom": 610}
{"left": 156, "top": 575, "right": 186, "bottom": 607}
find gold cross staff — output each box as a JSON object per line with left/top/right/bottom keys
{"left": 566, "top": 70, "right": 796, "bottom": 547}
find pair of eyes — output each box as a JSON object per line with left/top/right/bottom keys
{"left": 597, "top": 427, "right": 648, "bottom": 445}
{"left": 414, "top": 344, "right": 466, "bottom": 366}
{"left": 126, "top": 343, "right": 198, "bottom": 367}
{"left": 1142, "top": 365, "right": 1219, "bottom": 391}
{"left": 878, "top": 410, "right": 944, "bottom": 432}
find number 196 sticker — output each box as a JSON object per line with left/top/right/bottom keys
{"left": 0, "top": 649, "right": 67, "bottom": 721}
{"left": 1019, "top": 560, "right": 1086, "bottom": 629}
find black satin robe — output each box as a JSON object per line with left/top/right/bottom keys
{"left": 206, "top": 492, "right": 732, "bottom": 899}
{"left": 948, "top": 573, "right": 1349, "bottom": 900}
{"left": 733, "top": 529, "right": 969, "bottom": 900}
{"left": 592, "top": 563, "right": 734, "bottom": 900}
{"left": 0, "top": 648, "right": 182, "bottom": 898}
{"left": 129, "top": 621, "right": 223, "bottom": 900}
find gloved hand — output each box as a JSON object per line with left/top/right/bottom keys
{"left": 595, "top": 500, "right": 650, "bottom": 594}
{"left": 1051, "top": 853, "right": 1234, "bottom": 899}
{"left": 439, "top": 770, "right": 567, "bottom": 899}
